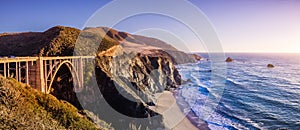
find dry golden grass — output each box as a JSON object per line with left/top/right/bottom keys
{"left": 0, "top": 76, "right": 112, "bottom": 130}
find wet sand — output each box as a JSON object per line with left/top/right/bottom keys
{"left": 149, "top": 91, "right": 207, "bottom": 130}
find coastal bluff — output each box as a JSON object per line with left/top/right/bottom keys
{"left": 0, "top": 26, "right": 200, "bottom": 129}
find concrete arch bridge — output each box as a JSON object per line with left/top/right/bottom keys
{"left": 0, "top": 56, "right": 95, "bottom": 94}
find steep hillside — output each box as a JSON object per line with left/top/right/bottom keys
{"left": 85, "top": 27, "right": 178, "bottom": 51}
{"left": 131, "top": 34, "right": 178, "bottom": 51}
{"left": 0, "top": 26, "right": 78, "bottom": 56}
{"left": 0, "top": 76, "right": 112, "bottom": 130}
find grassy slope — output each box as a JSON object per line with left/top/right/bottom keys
{"left": 41, "top": 26, "right": 119, "bottom": 56}
{"left": 0, "top": 26, "right": 120, "bottom": 56}
{"left": 0, "top": 76, "right": 112, "bottom": 130}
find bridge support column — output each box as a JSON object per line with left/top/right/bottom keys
{"left": 36, "top": 57, "right": 46, "bottom": 93}
{"left": 25, "top": 61, "right": 29, "bottom": 85}
{"left": 78, "top": 57, "right": 84, "bottom": 88}
{"left": 3, "top": 63, "right": 6, "bottom": 78}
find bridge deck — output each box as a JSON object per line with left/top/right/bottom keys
{"left": 0, "top": 56, "right": 95, "bottom": 63}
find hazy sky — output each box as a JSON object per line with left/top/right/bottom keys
{"left": 1, "top": 0, "right": 299, "bottom": 53}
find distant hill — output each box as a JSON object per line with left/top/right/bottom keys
{"left": 83, "top": 27, "right": 178, "bottom": 51}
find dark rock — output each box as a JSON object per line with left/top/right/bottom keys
{"left": 225, "top": 57, "right": 233, "bottom": 62}
{"left": 182, "top": 79, "right": 192, "bottom": 84}
{"left": 137, "top": 49, "right": 182, "bottom": 89}
{"left": 267, "top": 64, "right": 275, "bottom": 68}
{"left": 199, "top": 70, "right": 212, "bottom": 73}
{"left": 146, "top": 102, "right": 155, "bottom": 106}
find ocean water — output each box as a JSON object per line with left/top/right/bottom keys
{"left": 176, "top": 53, "right": 300, "bottom": 130}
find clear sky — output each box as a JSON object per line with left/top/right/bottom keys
{"left": 1, "top": 0, "right": 300, "bottom": 53}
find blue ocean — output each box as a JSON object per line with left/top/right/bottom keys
{"left": 176, "top": 53, "right": 300, "bottom": 130}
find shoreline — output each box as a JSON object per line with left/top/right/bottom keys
{"left": 149, "top": 91, "right": 209, "bottom": 130}
{"left": 173, "top": 89, "right": 210, "bottom": 130}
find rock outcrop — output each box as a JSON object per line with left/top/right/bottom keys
{"left": 91, "top": 47, "right": 181, "bottom": 129}
{"left": 225, "top": 57, "right": 233, "bottom": 62}
{"left": 267, "top": 64, "right": 275, "bottom": 68}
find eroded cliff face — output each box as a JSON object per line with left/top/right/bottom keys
{"left": 89, "top": 47, "right": 181, "bottom": 129}
{"left": 97, "top": 48, "right": 181, "bottom": 103}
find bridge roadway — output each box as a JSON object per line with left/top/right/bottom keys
{"left": 0, "top": 56, "right": 95, "bottom": 94}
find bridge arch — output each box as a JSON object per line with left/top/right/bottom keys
{"left": 46, "top": 60, "right": 81, "bottom": 94}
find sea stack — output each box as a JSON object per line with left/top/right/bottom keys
{"left": 225, "top": 57, "right": 233, "bottom": 62}
{"left": 267, "top": 64, "right": 275, "bottom": 68}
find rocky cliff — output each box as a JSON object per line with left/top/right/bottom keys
{"left": 84, "top": 47, "right": 182, "bottom": 129}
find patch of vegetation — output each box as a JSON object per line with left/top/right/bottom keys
{"left": 41, "top": 26, "right": 119, "bottom": 56}
{"left": 0, "top": 76, "right": 112, "bottom": 130}
{"left": 74, "top": 30, "right": 119, "bottom": 56}
{"left": 41, "top": 26, "right": 81, "bottom": 56}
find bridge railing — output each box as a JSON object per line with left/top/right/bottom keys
{"left": 0, "top": 56, "right": 95, "bottom": 63}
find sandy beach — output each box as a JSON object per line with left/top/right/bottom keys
{"left": 149, "top": 91, "right": 205, "bottom": 130}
